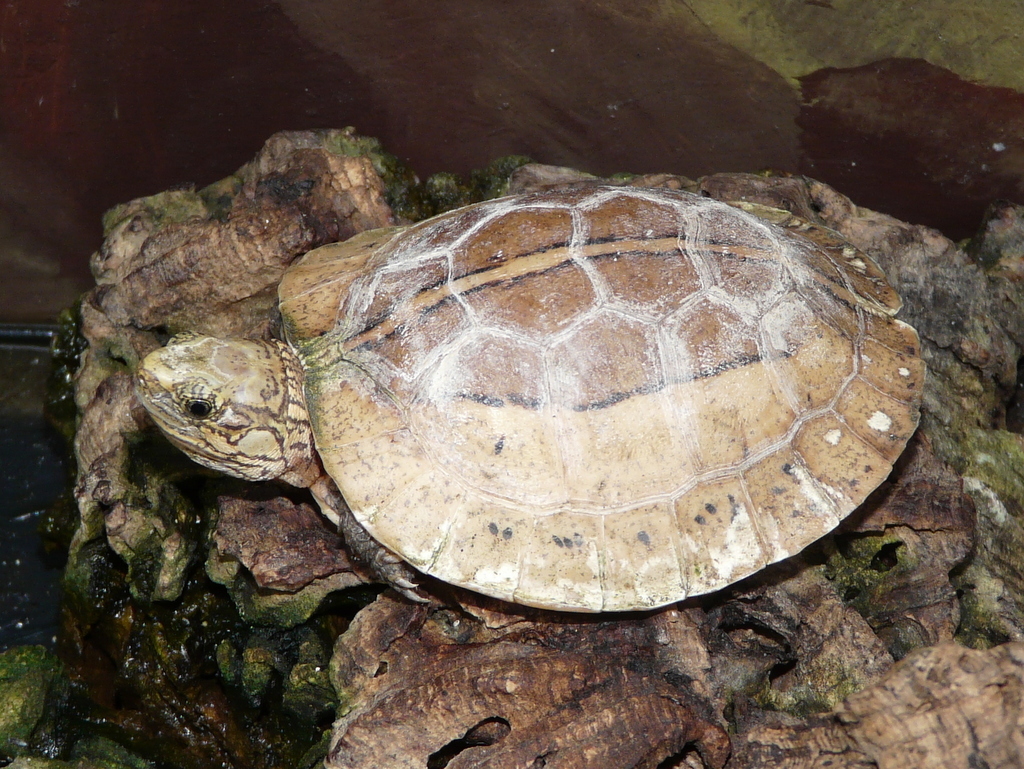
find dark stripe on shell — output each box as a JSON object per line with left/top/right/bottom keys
{"left": 458, "top": 391, "right": 506, "bottom": 408}
{"left": 451, "top": 239, "right": 573, "bottom": 281}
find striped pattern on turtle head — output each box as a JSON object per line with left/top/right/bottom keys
{"left": 136, "top": 333, "right": 320, "bottom": 488}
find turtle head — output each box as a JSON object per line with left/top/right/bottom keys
{"left": 136, "top": 333, "right": 320, "bottom": 487}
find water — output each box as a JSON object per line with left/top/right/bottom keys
{"left": 0, "top": 334, "right": 68, "bottom": 651}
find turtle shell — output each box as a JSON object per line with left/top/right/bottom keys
{"left": 278, "top": 185, "right": 924, "bottom": 612}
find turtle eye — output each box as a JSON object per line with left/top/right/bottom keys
{"left": 185, "top": 398, "right": 215, "bottom": 418}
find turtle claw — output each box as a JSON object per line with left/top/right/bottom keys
{"left": 373, "top": 551, "right": 431, "bottom": 604}
{"left": 393, "top": 583, "right": 431, "bottom": 604}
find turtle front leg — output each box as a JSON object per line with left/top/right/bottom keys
{"left": 310, "top": 476, "right": 429, "bottom": 604}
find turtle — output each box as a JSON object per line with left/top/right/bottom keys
{"left": 135, "top": 184, "right": 924, "bottom": 612}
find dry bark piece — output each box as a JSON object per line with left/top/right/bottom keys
{"left": 829, "top": 436, "right": 976, "bottom": 655}
{"left": 696, "top": 173, "right": 820, "bottom": 221}
{"left": 967, "top": 199, "right": 1024, "bottom": 270}
{"left": 731, "top": 712, "right": 875, "bottom": 769}
{"left": 732, "top": 642, "right": 1024, "bottom": 769}
{"left": 91, "top": 136, "right": 393, "bottom": 341}
{"left": 506, "top": 163, "right": 599, "bottom": 192}
{"left": 838, "top": 642, "right": 1024, "bottom": 768}
{"left": 507, "top": 164, "right": 697, "bottom": 196}
{"left": 213, "top": 496, "right": 369, "bottom": 591}
{"left": 73, "top": 372, "right": 150, "bottom": 504}
{"left": 709, "top": 568, "right": 895, "bottom": 716}
{"left": 327, "top": 594, "right": 729, "bottom": 769}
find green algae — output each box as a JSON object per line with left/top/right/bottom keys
{"left": 0, "top": 647, "right": 71, "bottom": 762}
{"left": 321, "top": 126, "right": 531, "bottom": 220}
{"left": 752, "top": 655, "right": 870, "bottom": 718}
{"left": 100, "top": 190, "right": 210, "bottom": 239}
{"left": 679, "top": 0, "right": 1024, "bottom": 92}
